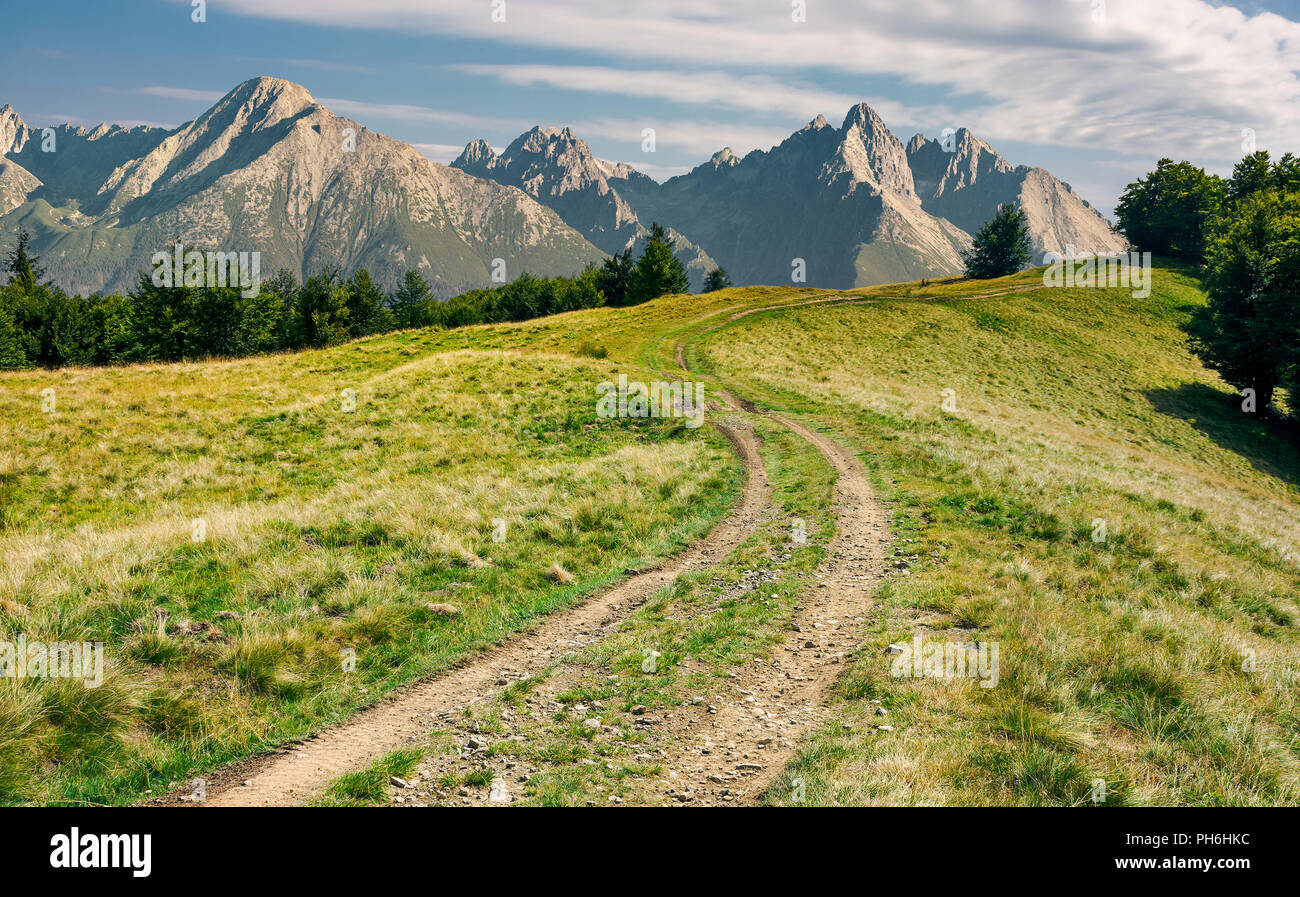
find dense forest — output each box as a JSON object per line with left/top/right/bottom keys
{"left": 0, "top": 223, "right": 720, "bottom": 370}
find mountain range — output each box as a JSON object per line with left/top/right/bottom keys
{"left": 0, "top": 77, "right": 1126, "bottom": 298}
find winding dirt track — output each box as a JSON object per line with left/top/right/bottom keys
{"left": 632, "top": 307, "right": 890, "bottom": 805}
{"left": 185, "top": 424, "right": 768, "bottom": 807}
{"left": 167, "top": 296, "right": 889, "bottom": 807}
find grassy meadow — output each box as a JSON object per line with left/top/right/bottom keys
{"left": 692, "top": 266, "right": 1300, "bottom": 805}
{"left": 0, "top": 312, "right": 751, "bottom": 804}
{"left": 0, "top": 263, "right": 1296, "bottom": 806}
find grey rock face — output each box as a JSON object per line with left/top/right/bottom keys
{"left": 633, "top": 105, "right": 971, "bottom": 288}
{"left": 453, "top": 126, "right": 718, "bottom": 290}
{"left": 906, "top": 127, "right": 1127, "bottom": 261}
{"left": 1, "top": 82, "right": 1126, "bottom": 298}
{"left": 0, "top": 78, "right": 604, "bottom": 297}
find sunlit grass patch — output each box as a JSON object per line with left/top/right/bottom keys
{"left": 699, "top": 268, "right": 1300, "bottom": 806}
{"left": 0, "top": 325, "right": 743, "bottom": 804}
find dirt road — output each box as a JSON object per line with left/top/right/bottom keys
{"left": 165, "top": 297, "right": 889, "bottom": 807}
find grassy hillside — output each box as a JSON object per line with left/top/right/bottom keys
{"left": 1, "top": 265, "right": 1296, "bottom": 806}
{"left": 0, "top": 316, "right": 745, "bottom": 804}
{"left": 693, "top": 267, "right": 1300, "bottom": 805}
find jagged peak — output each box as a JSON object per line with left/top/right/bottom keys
{"left": 840, "top": 102, "right": 887, "bottom": 134}
{"left": 454, "top": 138, "right": 497, "bottom": 169}
{"left": 228, "top": 76, "right": 315, "bottom": 106}
{"left": 710, "top": 147, "right": 738, "bottom": 168}
{"left": 0, "top": 103, "right": 26, "bottom": 129}
{"left": 803, "top": 113, "right": 830, "bottom": 132}
{"left": 0, "top": 103, "right": 30, "bottom": 155}
{"left": 952, "top": 127, "right": 983, "bottom": 153}
{"left": 505, "top": 124, "right": 590, "bottom": 159}
{"left": 906, "top": 133, "right": 927, "bottom": 154}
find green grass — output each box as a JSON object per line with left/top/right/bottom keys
{"left": 3, "top": 264, "right": 1296, "bottom": 806}
{"left": 312, "top": 747, "right": 426, "bottom": 806}
{"left": 693, "top": 266, "right": 1300, "bottom": 805}
{"left": 0, "top": 297, "right": 760, "bottom": 805}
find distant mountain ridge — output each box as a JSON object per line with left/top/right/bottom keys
{"left": 905, "top": 128, "right": 1125, "bottom": 260}
{"left": 618, "top": 104, "right": 973, "bottom": 288}
{"left": 0, "top": 77, "right": 1126, "bottom": 297}
{"left": 451, "top": 126, "right": 717, "bottom": 290}
{"left": 0, "top": 79, "right": 604, "bottom": 297}
{"left": 460, "top": 104, "right": 1126, "bottom": 289}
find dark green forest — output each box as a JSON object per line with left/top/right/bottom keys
{"left": 0, "top": 222, "right": 719, "bottom": 370}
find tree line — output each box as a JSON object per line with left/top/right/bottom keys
{"left": 0, "top": 223, "right": 732, "bottom": 370}
{"left": 1114, "top": 151, "right": 1300, "bottom": 416}
{"left": 958, "top": 152, "right": 1299, "bottom": 417}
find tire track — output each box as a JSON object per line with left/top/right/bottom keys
{"left": 164, "top": 293, "right": 889, "bottom": 807}
{"left": 620, "top": 302, "right": 891, "bottom": 804}
{"left": 158, "top": 423, "right": 770, "bottom": 807}
{"left": 400, "top": 298, "right": 891, "bottom": 806}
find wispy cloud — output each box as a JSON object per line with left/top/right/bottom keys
{"left": 447, "top": 65, "right": 857, "bottom": 120}
{"left": 317, "top": 97, "right": 521, "bottom": 132}
{"left": 327, "top": 97, "right": 790, "bottom": 162}
{"left": 208, "top": 0, "right": 1300, "bottom": 165}
{"left": 134, "top": 86, "right": 226, "bottom": 103}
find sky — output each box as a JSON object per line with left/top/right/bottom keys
{"left": 4, "top": 0, "right": 1300, "bottom": 217}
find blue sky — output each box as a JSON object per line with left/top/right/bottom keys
{"left": 4, "top": 0, "right": 1300, "bottom": 216}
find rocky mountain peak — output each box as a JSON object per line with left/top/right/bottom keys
{"left": 840, "top": 102, "right": 887, "bottom": 135}
{"left": 201, "top": 77, "right": 318, "bottom": 133}
{"left": 0, "top": 81, "right": 605, "bottom": 297}
{"left": 0, "top": 103, "right": 30, "bottom": 155}
{"left": 454, "top": 138, "right": 498, "bottom": 171}
{"left": 827, "top": 102, "right": 915, "bottom": 196}
{"left": 907, "top": 127, "right": 1015, "bottom": 200}
{"left": 497, "top": 125, "right": 620, "bottom": 195}
{"left": 1, "top": 78, "right": 1127, "bottom": 297}
{"left": 230, "top": 76, "right": 315, "bottom": 109}
{"left": 516, "top": 125, "right": 562, "bottom": 152}
{"left": 709, "top": 147, "right": 739, "bottom": 169}
{"left": 904, "top": 125, "right": 1124, "bottom": 257}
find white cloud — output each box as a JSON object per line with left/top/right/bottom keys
{"left": 317, "top": 97, "right": 521, "bottom": 132}
{"left": 447, "top": 64, "right": 876, "bottom": 121}
{"left": 206, "top": 0, "right": 1300, "bottom": 166}
{"left": 134, "top": 86, "right": 226, "bottom": 103}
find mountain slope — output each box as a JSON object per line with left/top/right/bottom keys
{"left": 906, "top": 128, "right": 1127, "bottom": 259}
{"left": 0, "top": 159, "right": 39, "bottom": 216}
{"left": 452, "top": 127, "right": 717, "bottom": 290}
{"left": 0, "top": 80, "right": 604, "bottom": 297}
{"left": 640, "top": 105, "right": 972, "bottom": 288}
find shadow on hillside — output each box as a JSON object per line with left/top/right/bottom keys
{"left": 1145, "top": 382, "right": 1300, "bottom": 488}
